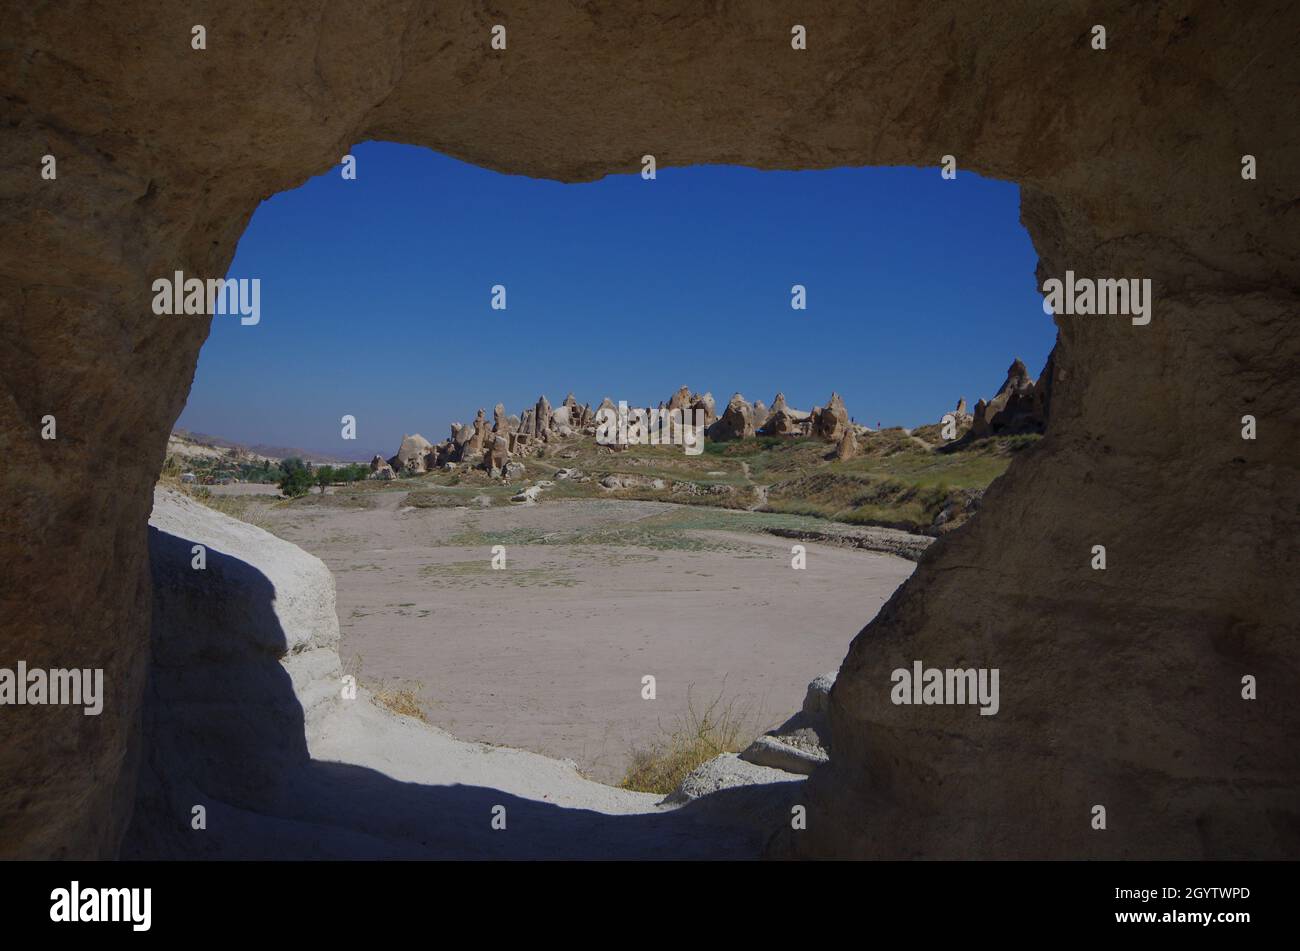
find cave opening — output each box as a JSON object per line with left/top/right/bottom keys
{"left": 162, "top": 141, "right": 1054, "bottom": 793}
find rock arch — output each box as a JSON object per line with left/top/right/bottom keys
{"left": 1, "top": 2, "right": 1295, "bottom": 858}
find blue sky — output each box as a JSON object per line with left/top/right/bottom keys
{"left": 178, "top": 141, "right": 1055, "bottom": 459}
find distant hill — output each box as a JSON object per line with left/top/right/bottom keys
{"left": 169, "top": 430, "right": 373, "bottom": 465}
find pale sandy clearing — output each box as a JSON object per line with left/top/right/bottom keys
{"left": 257, "top": 492, "right": 915, "bottom": 784}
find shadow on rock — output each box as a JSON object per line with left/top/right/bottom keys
{"left": 122, "top": 516, "right": 799, "bottom": 859}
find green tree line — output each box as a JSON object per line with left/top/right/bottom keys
{"left": 277, "top": 458, "right": 371, "bottom": 498}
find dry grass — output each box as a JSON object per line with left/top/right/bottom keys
{"left": 194, "top": 491, "right": 278, "bottom": 529}
{"left": 618, "top": 687, "right": 757, "bottom": 794}
{"left": 343, "top": 653, "right": 429, "bottom": 723}
{"left": 157, "top": 470, "right": 281, "bottom": 529}
{"left": 372, "top": 684, "right": 429, "bottom": 722}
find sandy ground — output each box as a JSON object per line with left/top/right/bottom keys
{"left": 206, "top": 482, "right": 284, "bottom": 496}
{"left": 259, "top": 492, "right": 914, "bottom": 784}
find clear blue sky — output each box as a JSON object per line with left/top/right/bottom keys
{"left": 178, "top": 141, "right": 1055, "bottom": 459}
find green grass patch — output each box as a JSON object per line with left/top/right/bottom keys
{"left": 418, "top": 559, "right": 579, "bottom": 588}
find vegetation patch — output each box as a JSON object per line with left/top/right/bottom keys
{"left": 619, "top": 688, "right": 758, "bottom": 794}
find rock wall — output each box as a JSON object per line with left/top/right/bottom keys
{"left": 1, "top": 1, "right": 1296, "bottom": 857}
{"left": 127, "top": 489, "right": 785, "bottom": 859}
{"left": 124, "top": 489, "right": 342, "bottom": 856}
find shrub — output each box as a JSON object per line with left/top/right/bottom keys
{"left": 278, "top": 456, "right": 313, "bottom": 497}
{"left": 618, "top": 687, "right": 756, "bottom": 794}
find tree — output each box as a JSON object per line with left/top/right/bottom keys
{"left": 316, "top": 465, "right": 336, "bottom": 494}
{"left": 278, "top": 457, "right": 312, "bottom": 498}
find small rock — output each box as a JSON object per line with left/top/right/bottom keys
{"left": 740, "top": 732, "right": 828, "bottom": 775}
{"left": 802, "top": 672, "right": 836, "bottom": 717}
{"left": 510, "top": 485, "right": 542, "bottom": 504}
{"left": 666, "top": 753, "right": 802, "bottom": 804}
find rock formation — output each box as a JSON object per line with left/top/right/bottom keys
{"left": 535, "top": 395, "right": 554, "bottom": 441}
{"left": 691, "top": 392, "right": 717, "bottom": 428}
{"left": 485, "top": 433, "right": 510, "bottom": 473}
{"left": 970, "top": 358, "right": 1047, "bottom": 438}
{"left": 468, "top": 410, "right": 489, "bottom": 453}
{"left": 451, "top": 422, "right": 473, "bottom": 455}
{"left": 666, "top": 386, "right": 691, "bottom": 439}
{"left": 834, "top": 428, "right": 859, "bottom": 460}
{"left": 551, "top": 403, "right": 573, "bottom": 435}
{"left": 706, "top": 393, "right": 756, "bottom": 441}
{"left": 739, "top": 672, "right": 834, "bottom": 775}
{"left": 811, "top": 392, "right": 850, "bottom": 442}
{"left": 389, "top": 433, "right": 433, "bottom": 474}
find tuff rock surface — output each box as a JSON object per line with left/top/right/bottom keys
{"left": 0, "top": 1, "right": 1296, "bottom": 859}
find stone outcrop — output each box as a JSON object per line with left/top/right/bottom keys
{"left": 467, "top": 410, "right": 489, "bottom": 453}
{"left": 759, "top": 408, "right": 799, "bottom": 436}
{"left": 834, "top": 428, "right": 859, "bottom": 460}
{"left": 2, "top": 2, "right": 1295, "bottom": 861}
{"left": 551, "top": 403, "right": 573, "bottom": 435}
{"left": 691, "top": 392, "right": 716, "bottom": 428}
{"left": 706, "top": 393, "right": 756, "bottom": 442}
{"left": 485, "top": 434, "right": 510, "bottom": 473}
{"left": 535, "top": 395, "right": 554, "bottom": 441}
{"left": 759, "top": 391, "right": 816, "bottom": 437}
{"left": 811, "top": 392, "right": 850, "bottom": 442}
{"left": 968, "top": 358, "right": 1049, "bottom": 438}
{"left": 374, "top": 391, "right": 616, "bottom": 471}
{"left": 740, "top": 672, "right": 834, "bottom": 775}
{"left": 389, "top": 433, "right": 433, "bottom": 474}
{"left": 126, "top": 488, "right": 342, "bottom": 855}
{"left": 665, "top": 386, "right": 692, "bottom": 440}
{"left": 668, "top": 753, "right": 802, "bottom": 804}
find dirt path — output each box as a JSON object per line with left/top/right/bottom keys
{"left": 900, "top": 428, "right": 934, "bottom": 451}
{"left": 739, "top": 460, "right": 769, "bottom": 511}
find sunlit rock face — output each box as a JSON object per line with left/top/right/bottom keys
{"left": 1, "top": 2, "right": 1296, "bottom": 858}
